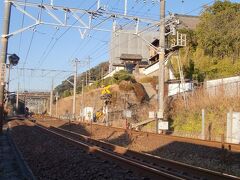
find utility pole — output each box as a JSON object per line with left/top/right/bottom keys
{"left": 0, "top": 0, "right": 12, "bottom": 133}
{"left": 55, "top": 92, "right": 59, "bottom": 117}
{"left": 124, "top": 0, "right": 128, "bottom": 15}
{"left": 81, "top": 80, "right": 84, "bottom": 121}
{"left": 16, "top": 83, "right": 19, "bottom": 110}
{"left": 73, "top": 60, "right": 78, "bottom": 119}
{"left": 88, "top": 56, "right": 91, "bottom": 85}
{"left": 49, "top": 78, "right": 54, "bottom": 116}
{"left": 71, "top": 58, "right": 89, "bottom": 119}
{"left": 157, "top": 0, "right": 166, "bottom": 134}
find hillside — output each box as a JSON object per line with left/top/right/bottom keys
{"left": 54, "top": 62, "right": 109, "bottom": 98}
{"left": 51, "top": 1, "right": 240, "bottom": 138}
{"left": 172, "top": 1, "right": 240, "bottom": 82}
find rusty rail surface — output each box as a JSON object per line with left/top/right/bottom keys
{"left": 34, "top": 121, "right": 239, "bottom": 180}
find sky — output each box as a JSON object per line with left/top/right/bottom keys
{"left": 0, "top": 0, "right": 240, "bottom": 92}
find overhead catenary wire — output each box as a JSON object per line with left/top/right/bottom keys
{"left": 18, "top": 0, "right": 27, "bottom": 55}
{"left": 22, "top": 0, "right": 45, "bottom": 67}
{"left": 37, "top": 27, "right": 59, "bottom": 67}
{"left": 37, "top": 1, "right": 98, "bottom": 68}
{"left": 84, "top": 0, "right": 157, "bottom": 62}
{"left": 22, "top": 0, "right": 44, "bottom": 90}
{"left": 89, "top": 0, "right": 216, "bottom": 62}
{"left": 16, "top": 0, "right": 27, "bottom": 93}
{"left": 83, "top": 18, "right": 136, "bottom": 60}
{"left": 22, "top": 30, "right": 35, "bottom": 68}
{"left": 11, "top": 0, "right": 216, "bottom": 92}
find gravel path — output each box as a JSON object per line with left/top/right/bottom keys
{"left": 10, "top": 120, "right": 143, "bottom": 180}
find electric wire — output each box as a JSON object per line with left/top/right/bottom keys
{"left": 38, "top": 1, "right": 98, "bottom": 68}
{"left": 82, "top": 0, "right": 143, "bottom": 60}
{"left": 22, "top": 0, "right": 44, "bottom": 90}
{"left": 18, "top": 0, "right": 27, "bottom": 55}
{"left": 14, "top": 0, "right": 215, "bottom": 92}
{"left": 89, "top": 0, "right": 216, "bottom": 63}
{"left": 22, "top": 30, "right": 35, "bottom": 68}
{"left": 37, "top": 28, "right": 59, "bottom": 67}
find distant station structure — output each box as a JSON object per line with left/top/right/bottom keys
{"left": 18, "top": 91, "right": 50, "bottom": 114}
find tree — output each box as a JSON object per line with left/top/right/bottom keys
{"left": 196, "top": 0, "right": 240, "bottom": 60}
{"left": 197, "top": 0, "right": 240, "bottom": 59}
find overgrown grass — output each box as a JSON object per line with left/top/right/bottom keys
{"left": 118, "top": 81, "right": 134, "bottom": 91}
{"left": 170, "top": 87, "right": 240, "bottom": 140}
{"left": 139, "top": 76, "right": 158, "bottom": 90}
{"left": 81, "top": 70, "right": 135, "bottom": 93}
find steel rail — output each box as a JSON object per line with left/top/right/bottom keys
{"left": 34, "top": 121, "right": 239, "bottom": 180}
{"left": 33, "top": 116, "right": 240, "bottom": 152}
{"left": 73, "top": 120, "right": 240, "bottom": 153}
{"left": 31, "top": 122, "right": 182, "bottom": 180}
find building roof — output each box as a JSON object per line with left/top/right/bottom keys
{"left": 175, "top": 14, "right": 200, "bottom": 30}
{"left": 120, "top": 54, "right": 143, "bottom": 61}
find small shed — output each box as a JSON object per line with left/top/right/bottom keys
{"left": 120, "top": 53, "right": 143, "bottom": 73}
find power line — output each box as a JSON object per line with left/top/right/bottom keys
{"left": 89, "top": 0, "right": 216, "bottom": 62}
{"left": 82, "top": 18, "right": 136, "bottom": 60}
{"left": 37, "top": 1, "right": 98, "bottom": 67}
{"left": 18, "top": 0, "right": 27, "bottom": 55}
{"left": 184, "top": 0, "right": 215, "bottom": 15}
{"left": 37, "top": 27, "right": 59, "bottom": 67}
{"left": 23, "top": 30, "right": 35, "bottom": 67}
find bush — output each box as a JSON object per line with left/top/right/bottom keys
{"left": 62, "top": 90, "right": 71, "bottom": 98}
{"left": 86, "top": 77, "right": 116, "bottom": 92}
{"left": 102, "top": 77, "right": 116, "bottom": 86}
{"left": 113, "top": 70, "right": 134, "bottom": 83}
{"left": 119, "top": 81, "right": 133, "bottom": 91}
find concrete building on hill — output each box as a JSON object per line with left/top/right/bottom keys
{"left": 108, "top": 14, "right": 199, "bottom": 74}
{"left": 105, "top": 14, "right": 199, "bottom": 96}
{"left": 109, "top": 30, "right": 159, "bottom": 72}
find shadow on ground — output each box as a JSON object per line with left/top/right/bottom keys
{"left": 58, "top": 123, "right": 91, "bottom": 136}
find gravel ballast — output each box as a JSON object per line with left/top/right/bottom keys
{"left": 37, "top": 119, "right": 240, "bottom": 177}
{"left": 10, "top": 120, "right": 143, "bottom": 180}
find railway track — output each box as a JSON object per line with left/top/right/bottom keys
{"left": 34, "top": 121, "right": 239, "bottom": 180}
{"left": 86, "top": 122, "right": 240, "bottom": 153}
{"left": 34, "top": 116, "right": 240, "bottom": 153}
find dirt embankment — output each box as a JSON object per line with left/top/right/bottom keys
{"left": 52, "top": 85, "right": 157, "bottom": 129}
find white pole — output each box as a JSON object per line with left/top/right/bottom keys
{"left": 157, "top": 0, "right": 166, "bottom": 134}
{"left": 16, "top": 82, "right": 19, "bottom": 110}
{"left": 81, "top": 80, "right": 84, "bottom": 121}
{"left": 55, "top": 92, "right": 59, "bottom": 117}
{"left": 73, "top": 61, "right": 77, "bottom": 118}
{"left": 97, "top": 0, "right": 100, "bottom": 9}
{"left": 50, "top": 78, "right": 53, "bottom": 116}
{"left": 124, "top": 0, "right": 128, "bottom": 15}
{"left": 201, "top": 109, "right": 205, "bottom": 140}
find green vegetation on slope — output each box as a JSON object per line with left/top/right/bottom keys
{"left": 172, "top": 0, "right": 240, "bottom": 81}
{"left": 54, "top": 62, "right": 109, "bottom": 98}
{"left": 169, "top": 1, "right": 240, "bottom": 137}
